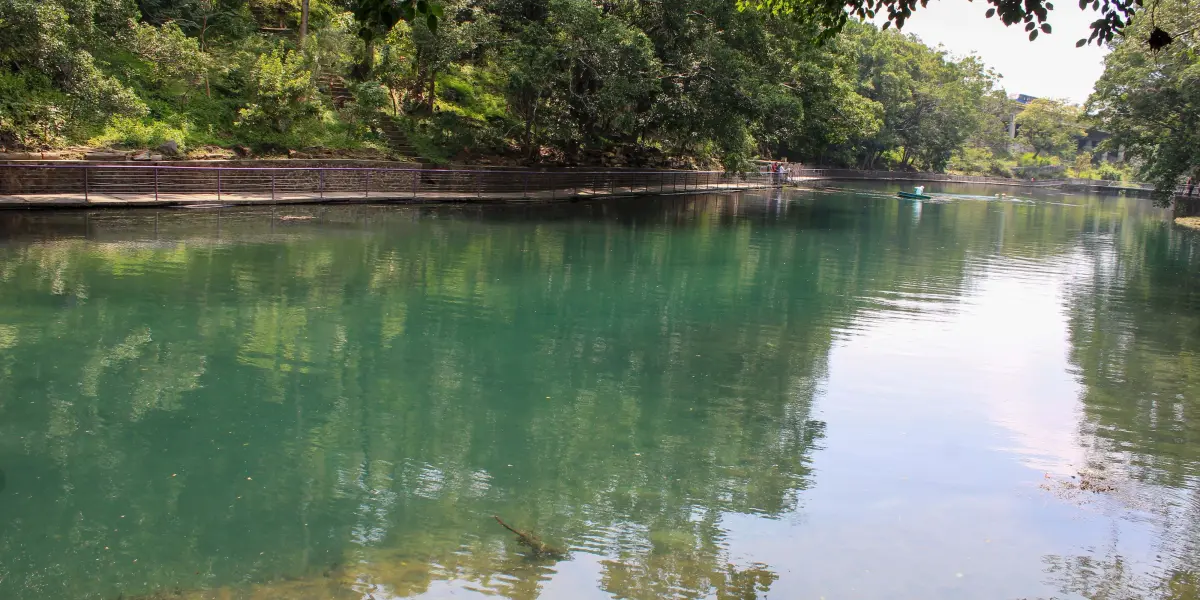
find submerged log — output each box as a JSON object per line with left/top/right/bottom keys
{"left": 493, "top": 515, "right": 566, "bottom": 559}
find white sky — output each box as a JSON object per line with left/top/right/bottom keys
{"left": 874, "top": 2, "right": 1110, "bottom": 104}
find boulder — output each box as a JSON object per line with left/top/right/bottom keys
{"left": 158, "top": 140, "right": 181, "bottom": 157}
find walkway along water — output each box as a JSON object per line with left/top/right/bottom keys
{"left": 789, "top": 167, "right": 1194, "bottom": 203}
{"left": 0, "top": 164, "right": 776, "bottom": 208}
{"left": 3, "top": 162, "right": 1190, "bottom": 210}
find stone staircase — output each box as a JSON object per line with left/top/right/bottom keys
{"left": 319, "top": 75, "right": 420, "bottom": 161}
{"left": 321, "top": 75, "right": 354, "bottom": 109}
{"left": 377, "top": 116, "right": 419, "bottom": 161}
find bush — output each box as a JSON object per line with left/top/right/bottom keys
{"left": 1096, "top": 162, "right": 1124, "bottom": 182}
{"left": 235, "top": 48, "right": 321, "bottom": 137}
{"left": 89, "top": 116, "right": 191, "bottom": 150}
{"left": 0, "top": 72, "right": 70, "bottom": 150}
{"left": 1018, "top": 152, "right": 1055, "bottom": 167}
{"left": 347, "top": 81, "right": 390, "bottom": 127}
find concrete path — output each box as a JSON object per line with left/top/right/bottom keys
{"left": 0, "top": 182, "right": 777, "bottom": 209}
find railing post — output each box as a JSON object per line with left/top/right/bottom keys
{"left": 271, "top": 171, "right": 276, "bottom": 202}
{"left": 412, "top": 169, "right": 419, "bottom": 199}
{"left": 83, "top": 167, "right": 89, "bottom": 201}
{"left": 365, "top": 169, "right": 371, "bottom": 198}
{"left": 216, "top": 167, "right": 222, "bottom": 201}
{"left": 319, "top": 169, "right": 325, "bottom": 199}
{"left": 659, "top": 172, "right": 665, "bottom": 193}
{"left": 551, "top": 173, "right": 556, "bottom": 201}
{"left": 523, "top": 172, "right": 530, "bottom": 198}
{"left": 154, "top": 166, "right": 159, "bottom": 201}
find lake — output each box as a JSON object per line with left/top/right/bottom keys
{"left": 0, "top": 183, "right": 1198, "bottom": 599}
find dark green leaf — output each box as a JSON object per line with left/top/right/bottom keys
{"left": 1041, "top": 23, "right": 1051, "bottom": 33}
{"left": 427, "top": 13, "right": 438, "bottom": 33}
{"left": 1029, "top": 29, "right": 1038, "bottom": 40}
{"left": 985, "top": 8, "right": 995, "bottom": 17}
{"left": 1076, "top": 38, "right": 1087, "bottom": 46}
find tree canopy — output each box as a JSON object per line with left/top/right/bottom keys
{"left": 1016, "top": 98, "right": 1084, "bottom": 159}
{"left": 0, "top": 0, "right": 1117, "bottom": 177}
{"left": 1087, "top": 0, "right": 1198, "bottom": 202}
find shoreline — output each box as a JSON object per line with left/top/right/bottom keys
{"left": 0, "top": 161, "right": 1172, "bottom": 210}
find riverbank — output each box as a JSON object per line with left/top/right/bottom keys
{"left": 0, "top": 163, "right": 778, "bottom": 209}
{"left": 0, "top": 161, "right": 1178, "bottom": 210}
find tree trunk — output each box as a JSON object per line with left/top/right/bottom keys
{"left": 427, "top": 69, "right": 437, "bottom": 111}
{"left": 412, "top": 47, "right": 426, "bottom": 106}
{"left": 354, "top": 37, "right": 376, "bottom": 80}
{"left": 523, "top": 98, "right": 539, "bottom": 161}
{"left": 299, "top": 0, "right": 309, "bottom": 44}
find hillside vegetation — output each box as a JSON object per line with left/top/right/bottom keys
{"left": 0, "top": 0, "right": 1142, "bottom": 175}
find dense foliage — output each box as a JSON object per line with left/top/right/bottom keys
{"left": 0, "top": 0, "right": 1110, "bottom": 171}
{"left": 1087, "top": 0, "right": 1198, "bottom": 203}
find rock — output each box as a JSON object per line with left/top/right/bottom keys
{"left": 131, "top": 150, "right": 152, "bottom": 161}
{"left": 158, "top": 140, "right": 180, "bottom": 157}
{"left": 233, "top": 145, "right": 252, "bottom": 157}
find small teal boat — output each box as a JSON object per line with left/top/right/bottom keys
{"left": 898, "top": 185, "right": 931, "bottom": 200}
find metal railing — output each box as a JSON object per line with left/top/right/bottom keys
{"left": 792, "top": 168, "right": 1192, "bottom": 196}
{"left": 789, "top": 168, "right": 1066, "bottom": 187}
{"left": 0, "top": 163, "right": 780, "bottom": 205}
{"left": 1062, "top": 178, "right": 1193, "bottom": 196}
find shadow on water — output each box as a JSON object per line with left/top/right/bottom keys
{"left": 0, "top": 190, "right": 861, "bottom": 246}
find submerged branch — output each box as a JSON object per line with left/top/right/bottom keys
{"left": 493, "top": 515, "right": 567, "bottom": 559}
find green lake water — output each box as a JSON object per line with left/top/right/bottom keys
{"left": 1, "top": 183, "right": 1198, "bottom": 599}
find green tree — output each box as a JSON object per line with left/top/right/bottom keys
{"left": 1015, "top": 98, "right": 1084, "bottom": 159}
{"left": 131, "top": 20, "right": 213, "bottom": 96}
{"left": 749, "top": 0, "right": 1144, "bottom": 47}
{"left": 236, "top": 47, "right": 321, "bottom": 135}
{"left": 0, "top": 0, "right": 146, "bottom": 147}
{"left": 1088, "top": 0, "right": 1198, "bottom": 203}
